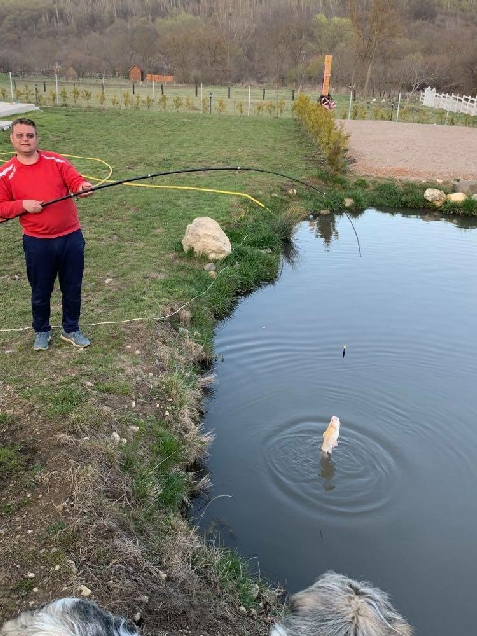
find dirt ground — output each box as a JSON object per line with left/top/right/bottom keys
{"left": 339, "top": 120, "right": 477, "bottom": 182}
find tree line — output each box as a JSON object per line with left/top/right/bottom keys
{"left": 0, "top": 0, "right": 476, "bottom": 96}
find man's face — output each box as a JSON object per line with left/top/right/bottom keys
{"left": 10, "top": 124, "right": 38, "bottom": 157}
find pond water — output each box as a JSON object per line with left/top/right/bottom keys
{"left": 193, "top": 209, "right": 477, "bottom": 635}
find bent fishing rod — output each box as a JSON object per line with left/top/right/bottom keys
{"left": 2, "top": 166, "right": 362, "bottom": 255}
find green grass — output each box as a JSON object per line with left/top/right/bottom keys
{"left": 0, "top": 108, "right": 315, "bottom": 340}
{"left": 0, "top": 445, "right": 25, "bottom": 478}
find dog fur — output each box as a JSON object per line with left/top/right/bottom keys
{"left": 321, "top": 416, "right": 340, "bottom": 455}
{"left": 0, "top": 598, "right": 140, "bottom": 636}
{"left": 270, "top": 571, "right": 413, "bottom": 636}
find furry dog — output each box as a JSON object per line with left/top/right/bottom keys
{"left": 0, "top": 598, "right": 140, "bottom": 636}
{"left": 321, "top": 416, "right": 340, "bottom": 455}
{"left": 270, "top": 571, "right": 413, "bottom": 636}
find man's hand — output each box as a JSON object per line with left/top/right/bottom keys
{"left": 77, "top": 181, "right": 94, "bottom": 198}
{"left": 23, "top": 200, "right": 43, "bottom": 214}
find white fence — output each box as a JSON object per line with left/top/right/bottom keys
{"left": 420, "top": 87, "right": 477, "bottom": 116}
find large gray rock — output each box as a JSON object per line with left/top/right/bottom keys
{"left": 182, "top": 217, "right": 231, "bottom": 260}
{"left": 455, "top": 181, "right": 477, "bottom": 196}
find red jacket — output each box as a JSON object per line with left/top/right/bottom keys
{"left": 0, "top": 151, "right": 85, "bottom": 238}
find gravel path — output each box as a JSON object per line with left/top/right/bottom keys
{"left": 339, "top": 120, "right": 477, "bottom": 182}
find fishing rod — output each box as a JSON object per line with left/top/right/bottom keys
{"left": 1, "top": 166, "right": 361, "bottom": 255}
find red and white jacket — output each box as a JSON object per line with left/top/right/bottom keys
{"left": 0, "top": 151, "right": 86, "bottom": 238}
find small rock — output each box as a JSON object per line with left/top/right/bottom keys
{"left": 78, "top": 585, "right": 92, "bottom": 597}
{"left": 208, "top": 271, "right": 217, "bottom": 278}
{"left": 424, "top": 188, "right": 446, "bottom": 207}
{"left": 128, "top": 426, "right": 140, "bottom": 434}
{"left": 320, "top": 209, "right": 331, "bottom": 215}
{"left": 250, "top": 584, "right": 260, "bottom": 599}
{"left": 447, "top": 192, "right": 467, "bottom": 203}
{"left": 343, "top": 197, "right": 354, "bottom": 208}
{"left": 111, "top": 432, "right": 121, "bottom": 444}
{"left": 104, "top": 278, "right": 113, "bottom": 284}
{"left": 26, "top": 572, "right": 35, "bottom": 578}
{"left": 204, "top": 263, "right": 216, "bottom": 272}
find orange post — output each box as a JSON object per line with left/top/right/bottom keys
{"left": 321, "top": 54, "right": 332, "bottom": 96}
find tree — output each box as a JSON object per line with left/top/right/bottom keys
{"left": 348, "top": 0, "right": 401, "bottom": 95}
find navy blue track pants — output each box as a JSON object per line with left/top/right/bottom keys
{"left": 22, "top": 229, "right": 85, "bottom": 333}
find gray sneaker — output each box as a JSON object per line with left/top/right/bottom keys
{"left": 60, "top": 330, "right": 91, "bottom": 348}
{"left": 33, "top": 331, "right": 51, "bottom": 351}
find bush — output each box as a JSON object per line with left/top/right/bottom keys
{"left": 292, "top": 94, "right": 349, "bottom": 174}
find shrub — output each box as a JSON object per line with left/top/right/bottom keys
{"left": 216, "top": 98, "right": 227, "bottom": 114}
{"left": 173, "top": 96, "right": 183, "bottom": 111}
{"left": 265, "top": 101, "right": 275, "bottom": 117}
{"left": 292, "top": 94, "right": 350, "bottom": 174}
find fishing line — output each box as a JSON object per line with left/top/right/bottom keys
{"left": 37, "top": 165, "right": 361, "bottom": 256}
{"left": 0, "top": 159, "right": 362, "bottom": 332}
{"left": 0, "top": 156, "right": 361, "bottom": 256}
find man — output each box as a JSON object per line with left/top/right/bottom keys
{"left": 0, "top": 118, "right": 93, "bottom": 350}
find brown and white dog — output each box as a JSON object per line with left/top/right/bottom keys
{"left": 0, "top": 598, "right": 139, "bottom": 636}
{"left": 270, "top": 571, "right": 413, "bottom": 636}
{"left": 321, "top": 416, "right": 340, "bottom": 455}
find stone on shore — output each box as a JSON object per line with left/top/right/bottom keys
{"left": 424, "top": 188, "right": 446, "bottom": 207}
{"left": 182, "top": 217, "right": 231, "bottom": 260}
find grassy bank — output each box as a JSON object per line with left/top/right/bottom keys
{"left": 0, "top": 108, "right": 314, "bottom": 635}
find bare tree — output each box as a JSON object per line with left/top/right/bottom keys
{"left": 348, "top": 0, "right": 401, "bottom": 95}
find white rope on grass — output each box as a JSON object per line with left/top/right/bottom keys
{"left": 0, "top": 265, "right": 230, "bottom": 333}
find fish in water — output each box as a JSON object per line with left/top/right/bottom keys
{"left": 321, "top": 416, "right": 340, "bottom": 455}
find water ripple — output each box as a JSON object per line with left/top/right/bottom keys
{"left": 264, "top": 417, "right": 403, "bottom": 519}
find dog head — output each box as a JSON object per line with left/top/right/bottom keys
{"left": 0, "top": 598, "right": 140, "bottom": 636}
{"left": 270, "top": 571, "right": 413, "bottom": 636}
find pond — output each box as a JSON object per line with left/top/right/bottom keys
{"left": 193, "top": 209, "right": 477, "bottom": 636}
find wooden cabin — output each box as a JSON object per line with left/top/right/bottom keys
{"left": 128, "top": 64, "right": 144, "bottom": 83}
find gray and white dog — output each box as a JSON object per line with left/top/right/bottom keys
{"left": 0, "top": 598, "right": 140, "bottom": 636}
{"left": 270, "top": 571, "right": 413, "bottom": 636}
